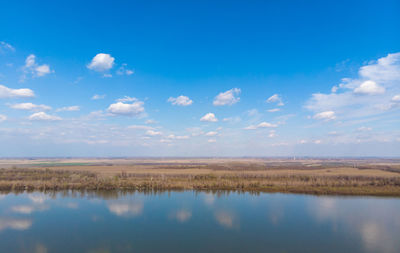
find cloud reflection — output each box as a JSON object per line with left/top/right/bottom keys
{"left": 107, "top": 201, "right": 143, "bottom": 217}
{"left": 169, "top": 209, "right": 192, "bottom": 223}
{"left": 0, "top": 218, "right": 32, "bottom": 231}
{"left": 214, "top": 210, "right": 238, "bottom": 229}
{"left": 308, "top": 197, "right": 400, "bottom": 253}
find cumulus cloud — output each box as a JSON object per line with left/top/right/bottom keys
{"left": 28, "top": 112, "right": 61, "bottom": 121}
{"left": 9, "top": 103, "right": 51, "bottom": 111}
{"left": 313, "top": 111, "right": 336, "bottom": 121}
{"left": 0, "top": 115, "right": 7, "bottom": 122}
{"left": 22, "top": 54, "right": 52, "bottom": 79}
{"left": 213, "top": 88, "right": 241, "bottom": 106}
{"left": 107, "top": 100, "right": 145, "bottom": 117}
{"left": 205, "top": 131, "right": 218, "bottom": 136}
{"left": 56, "top": 106, "right": 80, "bottom": 112}
{"left": 266, "top": 94, "right": 284, "bottom": 106}
{"left": 244, "top": 121, "right": 278, "bottom": 130}
{"left": 91, "top": 94, "right": 106, "bottom": 100}
{"left": 200, "top": 113, "right": 218, "bottom": 122}
{"left": 305, "top": 52, "right": 400, "bottom": 120}
{"left": 146, "top": 130, "right": 162, "bottom": 136}
{"left": 354, "top": 80, "right": 385, "bottom": 95}
{"left": 168, "top": 95, "right": 193, "bottom": 106}
{"left": 0, "top": 84, "right": 34, "bottom": 98}
{"left": 87, "top": 53, "right": 115, "bottom": 72}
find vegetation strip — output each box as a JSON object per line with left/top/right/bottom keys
{"left": 1, "top": 168, "right": 400, "bottom": 196}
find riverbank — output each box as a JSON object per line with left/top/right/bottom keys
{"left": 1, "top": 161, "right": 400, "bottom": 196}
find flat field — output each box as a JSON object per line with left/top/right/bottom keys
{"left": 1, "top": 158, "right": 400, "bottom": 196}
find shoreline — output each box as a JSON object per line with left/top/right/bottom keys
{"left": 1, "top": 167, "right": 400, "bottom": 197}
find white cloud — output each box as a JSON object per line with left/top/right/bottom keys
{"left": 35, "top": 64, "right": 51, "bottom": 77}
{"left": 354, "top": 80, "right": 385, "bottom": 95}
{"left": 167, "top": 134, "right": 189, "bottom": 140}
{"left": 258, "top": 122, "right": 278, "bottom": 128}
{"left": 213, "top": 88, "right": 241, "bottom": 106}
{"left": 266, "top": 94, "right": 284, "bottom": 106}
{"left": 391, "top": 94, "right": 400, "bottom": 102}
{"left": 268, "top": 130, "right": 276, "bottom": 138}
{"left": 107, "top": 100, "right": 144, "bottom": 116}
{"left": 0, "top": 115, "right": 6, "bottom": 122}
{"left": 305, "top": 52, "right": 400, "bottom": 120}
{"left": 222, "top": 117, "right": 241, "bottom": 123}
{"left": 208, "top": 139, "right": 216, "bottom": 143}
{"left": 358, "top": 126, "right": 372, "bottom": 131}
{"left": 9, "top": 103, "right": 51, "bottom": 111}
{"left": 167, "top": 95, "right": 193, "bottom": 106}
{"left": 0, "top": 84, "right": 34, "bottom": 98}
{"left": 87, "top": 53, "right": 115, "bottom": 72}
{"left": 116, "top": 63, "right": 134, "bottom": 76}
{"left": 29, "top": 112, "right": 61, "bottom": 121}
{"left": 205, "top": 131, "right": 218, "bottom": 136}
{"left": 200, "top": 113, "right": 218, "bottom": 122}
{"left": 244, "top": 121, "right": 278, "bottom": 130}
{"left": 91, "top": 94, "right": 106, "bottom": 100}
{"left": 56, "top": 106, "right": 80, "bottom": 112}
{"left": 146, "top": 130, "right": 162, "bottom": 136}
{"left": 23, "top": 54, "right": 52, "bottom": 78}
{"left": 267, "top": 108, "right": 281, "bottom": 112}
{"left": 127, "top": 125, "right": 154, "bottom": 130}
{"left": 0, "top": 41, "right": 15, "bottom": 53}
{"left": 116, "top": 96, "right": 137, "bottom": 102}
{"left": 313, "top": 111, "right": 336, "bottom": 121}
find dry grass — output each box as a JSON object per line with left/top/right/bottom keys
{"left": 1, "top": 158, "right": 400, "bottom": 196}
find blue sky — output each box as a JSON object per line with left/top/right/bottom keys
{"left": 0, "top": 0, "right": 400, "bottom": 157}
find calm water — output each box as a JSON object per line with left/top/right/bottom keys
{"left": 0, "top": 191, "right": 399, "bottom": 253}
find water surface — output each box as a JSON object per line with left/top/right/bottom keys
{"left": 0, "top": 191, "right": 399, "bottom": 253}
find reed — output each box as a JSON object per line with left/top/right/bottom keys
{"left": 1, "top": 168, "right": 400, "bottom": 196}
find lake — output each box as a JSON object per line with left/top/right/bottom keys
{"left": 0, "top": 191, "right": 399, "bottom": 253}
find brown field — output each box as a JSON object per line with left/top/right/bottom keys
{"left": 1, "top": 158, "right": 400, "bottom": 196}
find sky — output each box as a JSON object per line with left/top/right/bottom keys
{"left": 0, "top": 0, "right": 400, "bottom": 157}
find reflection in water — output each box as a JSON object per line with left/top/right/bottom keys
{"left": 107, "top": 201, "right": 143, "bottom": 217}
{"left": 28, "top": 194, "right": 48, "bottom": 204}
{"left": 0, "top": 218, "right": 32, "bottom": 231}
{"left": 65, "top": 202, "right": 78, "bottom": 209}
{"left": 169, "top": 209, "right": 192, "bottom": 222}
{"left": 203, "top": 193, "right": 215, "bottom": 206}
{"left": 34, "top": 244, "right": 47, "bottom": 253}
{"left": 214, "top": 210, "right": 237, "bottom": 229}
{"left": 0, "top": 191, "right": 399, "bottom": 253}
{"left": 11, "top": 204, "right": 49, "bottom": 214}
{"left": 308, "top": 196, "right": 400, "bottom": 253}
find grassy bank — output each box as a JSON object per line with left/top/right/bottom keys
{"left": 1, "top": 168, "right": 400, "bottom": 196}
